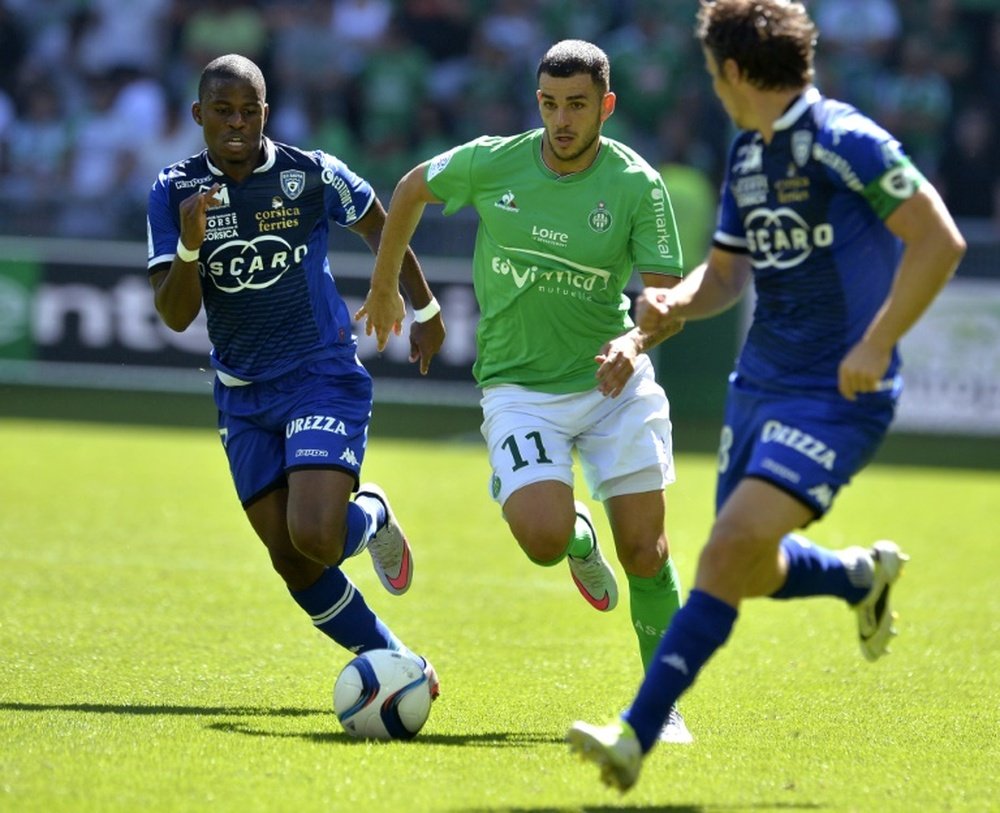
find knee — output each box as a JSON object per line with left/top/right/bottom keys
{"left": 267, "top": 546, "right": 324, "bottom": 589}
{"left": 697, "top": 519, "right": 774, "bottom": 587}
{"left": 288, "top": 511, "right": 346, "bottom": 566}
{"left": 618, "top": 534, "right": 668, "bottom": 577}
{"left": 510, "top": 516, "right": 575, "bottom": 565}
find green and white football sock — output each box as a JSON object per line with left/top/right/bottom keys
{"left": 628, "top": 557, "right": 683, "bottom": 671}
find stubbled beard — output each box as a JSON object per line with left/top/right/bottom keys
{"left": 545, "top": 129, "right": 599, "bottom": 164}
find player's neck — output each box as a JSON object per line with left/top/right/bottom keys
{"left": 540, "top": 139, "right": 601, "bottom": 177}
{"left": 753, "top": 89, "right": 805, "bottom": 143}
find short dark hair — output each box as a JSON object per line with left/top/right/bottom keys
{"left": 696, "top": 0, "right": 816, "bottom": 90}
{"left": 537, "top": 39, "right": 610, "bottom": 94}
{"left": 198, "top": 54, "right": 267, "bottom": 102}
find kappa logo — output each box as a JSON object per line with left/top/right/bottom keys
{"left": 733, "top": 140, "right": 763, "bottom": 175}
{"left": 659, "top": 652, "right": 689, "bottom": 675}
{"left": 339, "top": 447, "right": 360, "bottom": 468}
{"left": 808, "top": 483, "right": 834, "bottom": 509}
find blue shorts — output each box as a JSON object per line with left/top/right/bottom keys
{"left": 214, "top": 356, "right": 373, "bottom": 507}
{"left": 716, "top": 374, "right": 897, "bottom": 518}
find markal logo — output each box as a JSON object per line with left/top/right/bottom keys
{"left": 588, "top": 201, "right": 612, "bottom": 232}
{"left": 494, "top": 190, "right": 519, "bottom": 212}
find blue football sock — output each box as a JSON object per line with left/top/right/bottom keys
{"left": 289, "top": 567, "right": 403, "bottom": 653}
{"left": 770, "top": 533, "right": 869, "bottom": 604}
{"left": 339, "top": 497, "right": 386, "bottom": 563}
{"left": 623, "top": 589, "right": 737, "bottom": 753}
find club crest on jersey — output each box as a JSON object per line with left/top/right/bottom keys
{"left": 791, "top": 130, "right": 813, "bottom": 167}
{"left": 588, "top": 201, "right": 612, "bottom": 232}
{"left": 280, "top": 169, "right": 306, "bottom": 200}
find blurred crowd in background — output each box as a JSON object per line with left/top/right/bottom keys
{"left": 0, "top": 0, "right": 997, "bottom": 249}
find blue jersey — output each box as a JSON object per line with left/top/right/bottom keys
{"left": 714, "top": 87, "right": 925, "bottom": 392}
{"left": 147, "top": 138, "right": 375, "bottom": 383}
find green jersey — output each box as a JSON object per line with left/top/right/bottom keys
{"left": 426, "top": 129, "right": 683, "bottom": 393}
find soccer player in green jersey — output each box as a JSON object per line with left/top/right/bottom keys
{"left": 357, "top": 39, "right": 691, "bottom": 742}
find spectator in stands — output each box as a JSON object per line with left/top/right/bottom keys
{"left": 0, "top": 75, "right": 71, "bottom": 201}
{"left": 936, "top": 100, "right": 1000, "bottom": 230}
{"left": 872, "top": 34, "right": 952, "bottom": 175}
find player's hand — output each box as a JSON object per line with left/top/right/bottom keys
{"left": 635, "top": 287, "right": 681, "bottom": 335}
{"left": 177, "top": 183, "right": 223, "bottom": 252}
{"left": 408, "top": 314, "right": 446, "bottom": 375}
{"left": 838, "top": 339, "right": 892, "bottom": 401}
{"left": 595, "top": 335, "right": 640, "bottom": 398}
{"left": 354, "top": 287, "right": 406, "bottom": 351}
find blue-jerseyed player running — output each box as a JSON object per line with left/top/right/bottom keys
{"left": 567, "top": 0, "right": 966, "bottom": 791}
{"left": 146, "top": 54, "right": 445, "bottom": 694}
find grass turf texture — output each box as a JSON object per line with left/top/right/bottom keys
{"left": 1, "top": 419, "right": 997, "bottom": 813}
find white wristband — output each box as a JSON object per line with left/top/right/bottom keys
{"left": 412, "top": 297, "right": 441, "bottom": 323}
{"left": 176, "top": 238, "right": 199, "bottom": 263}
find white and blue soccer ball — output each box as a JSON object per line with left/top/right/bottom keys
{"left": 333, "top": 649, "right": 432, "bottom": 740}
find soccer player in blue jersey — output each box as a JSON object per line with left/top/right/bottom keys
{"left": 146, "top": 54, "right": 445, "bottom": 694}
{"left": 567, "top": 0, "right": 966, "bottom": 791}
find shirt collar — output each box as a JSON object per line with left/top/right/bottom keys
{"left": 206, "top": 136, "right": 275, "bottom": 176}
{"left": 773, "top": 86, "right": 820, "bottom": 132}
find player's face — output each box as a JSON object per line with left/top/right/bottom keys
{"left": 703, "top": 48, "right": 748, "bottom": 129}
{"left": 537, "top": 72, "right": 614, "bottom": 175}
{"left": 194, "top": 77, "right": 269, "bottom": 179}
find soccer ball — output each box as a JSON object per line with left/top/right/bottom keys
{"left": 333, "top": 649, "right": 432, "bottom": 740}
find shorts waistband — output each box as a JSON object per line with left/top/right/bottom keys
{"left": 216, "top": 370, "right": 252, "bottom": 387}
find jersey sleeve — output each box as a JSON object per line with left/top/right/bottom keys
{"left": 713, "top": 142, "right": 750, "bottom": 254}
{"left": 146, "top": 172, "right": 180, "bottom": 272}
{"left": 816, "top": 112, "right": 926, "bottom": 220}
{"left": 631, "top": 173, "right": 684, "bottom": 276}
{"left": 320, "top": 152, "right": 376, "bottom": 227}
{"left": 425, "top": 137, "right": 487, "bottom": 216}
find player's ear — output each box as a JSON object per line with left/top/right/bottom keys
{"left": 262, "top": 102, "right": 270, "bottom": 128}
{"left": 601, "top": 91, "right": 616, "bottom": 121}
{"left": 722, "top": 58, "right": 742, "bottom": 85}
{"left": 192, "top": 101, "right": 202, "bottom": 126}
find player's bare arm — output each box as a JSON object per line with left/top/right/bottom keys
{"left": 149, "top": 183, "right": 223, "bottom": 331}
{"left": 839, "top": 184, "right": 966, "bottom": 401}
{"left": 595, "top": 274, "right": 682, "bottom": 398}
{"left": 635, "top": 248, "right": 752, "bottom": 335}
{"left": 355, "top": 162, "right": 444, "bottom": 352}
{"left": 348, "top": 195, "right": 446, "bottom": 375}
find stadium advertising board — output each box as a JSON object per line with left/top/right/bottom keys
{"left": 1, "top": 237, "right": 998, "bottom": 434}
{"left": 0, "top": 238, "right": 479, "bottom": 404}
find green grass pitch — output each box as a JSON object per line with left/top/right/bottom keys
{"left": 1, "top": 418, "right": 997, "bottom": 812}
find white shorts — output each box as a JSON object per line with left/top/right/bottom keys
{"left": 480, "top": 354, "right": 675, "bottom": 506}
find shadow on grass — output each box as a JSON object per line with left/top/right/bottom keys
{"left": 0, "top": 701, "right": 320, "bottom": 717}
{"left": 453, "top": 806, "right": 824, "bottom": 813}
{"left": 0, "top": 701, "right": 565, "bottom": 746}
{"left": 208, "top": 719, "right": 565, "bottom": 746}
